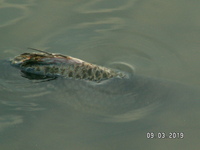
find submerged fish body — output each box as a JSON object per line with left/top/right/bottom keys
{"left": 7, "top": 50, "right": 200, "bottom": 123}
{"left": 11, "top": 49, "right": 125, "bottom": 82}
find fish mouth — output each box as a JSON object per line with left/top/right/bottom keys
{"left": 11, "top": 53, "right": 32, "bottom": 66}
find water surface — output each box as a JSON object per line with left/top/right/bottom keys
{"left": 0, "top": 0, "right": 200, "bottom": 149}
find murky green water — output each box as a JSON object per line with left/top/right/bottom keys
{"left": 0, "top": 0, "right": 200, "bottom": 149}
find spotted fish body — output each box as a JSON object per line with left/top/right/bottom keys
{"left": 11, "top": 49, "right": 125, "bottom": 82}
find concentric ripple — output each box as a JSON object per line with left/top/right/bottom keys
{"left": 32, "top": 29, "right": 186, "bottom": 122}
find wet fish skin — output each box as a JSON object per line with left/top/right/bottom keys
{"left": 10, "top": 50, "right": 125, "bottom": 82}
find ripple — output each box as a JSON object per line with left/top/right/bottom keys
{"left": 36, "top": 17, "right": 124, "bottom": 54}
{"left": 5, "top": 0, "right": 34, "bottom": 5}
{"left": 0, "top": 0, "right": 34, "bottom": 28}
{"left": 36, "top": 30, "right": 185, "bottom": 123}
{"left": 107, "top": 61, "right": 135, "bottom": 75}
{"left": 0, "top": 60, "right": 55, "bottom": 101}
{"left": 45, "top": 31, "right": 186, "bottom": 122}
{"left": 54, "top": 72, "right": 164, "bottom": 123}
{"left": 101, "top": 101, "right": 160, "bottom": 122}
{"left": 0, "top": 115, "right": 23, "bottom": 131}
{"left": 120, "top": 31, "right": 184, "bottom": 79}
{"left": 0, "top": 100, "right": 45, "bottom": 111}
{"left": 0, "top": 60, "right": 55, "bottom": 114}
{"left": 77, "top": 31, "right": 184, "bottom": 79}
{"left": 77, "top": 0, "right": 138, "bottom": 13}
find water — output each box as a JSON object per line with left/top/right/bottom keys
{"left": 0, "top": 0, "right": 200, "bottom": 149}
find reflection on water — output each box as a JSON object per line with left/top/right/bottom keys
{"left": 0, "top": 0, "right": 200, "bottom": 149}
{"left": 0, "top": 0, "right": 33, "bottom": 28}
{"left": 0, "top": 115, "right": 23, "bottom": 131}
{"left": 77, "top": 0, "right": 137, "bottom": 13}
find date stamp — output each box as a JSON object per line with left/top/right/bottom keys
{"left": 146, "top": 132, "right": 184, "bottom": 139}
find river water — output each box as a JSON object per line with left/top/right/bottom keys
{"left": 0, "top": 0, "right": 200, "bottom": 149}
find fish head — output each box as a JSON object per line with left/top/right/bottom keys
{"left": 11, "top": 53, "right": 51, "bottom": 67}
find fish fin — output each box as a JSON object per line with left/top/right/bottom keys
{"left": 27, "top": 47, "right": 53, "bottom": 55}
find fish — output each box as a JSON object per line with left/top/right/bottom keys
{"left": 8, "top": 48, "right": 200, "bottom": 123}
{"left": 10, "top": 48, "right": 125, "bottom": 82}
